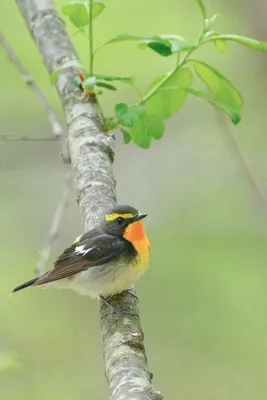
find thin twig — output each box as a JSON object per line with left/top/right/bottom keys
{"left": 0, "top": 134, "right": 58, "bottom": 142}
{"left": 35, "top": 171, "right": 72, "bottom": 275}
{"left": 0, "top": 31, "right": 63, "bottom": 137}
{"left": 88, "top": 0, "right": 94, "bottom": 76}
{"left": 218, "top": 113, "right": 267, "bottom": 216}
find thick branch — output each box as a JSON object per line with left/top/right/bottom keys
{"left": 15, "top": 1, "right": 163, "bottom": 398}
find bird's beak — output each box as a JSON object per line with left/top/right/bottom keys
{"left": 132, "top": 213, "right": 147, "bottom": 222}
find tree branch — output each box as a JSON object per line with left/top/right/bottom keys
{"left": 218, "top": 114, "right": 267, "bottom": 217}
{"left": 0, "top": 134, "right": 58, "bottom": 141}
{"left": 0, "top": 31, "right": 63, "bottom": 138}
{"left": 35, "top": 171, "right": 72, "bottom": 276}
{"left": 15, "top": 0, "right": 163, "bottom": 398}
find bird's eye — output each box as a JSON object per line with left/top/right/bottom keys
{"left": 117, "top": 217, "right": 124, "bottom": 225}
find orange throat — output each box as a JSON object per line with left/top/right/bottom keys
{"left": 123, "top": 221, "right": 150, "bottom": 270}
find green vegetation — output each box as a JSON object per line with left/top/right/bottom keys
{"left": 53, "top": 0, "right": 267, "bottom": 147}
{"left": 1, "top": 0, "right": 267, "bottom": 399}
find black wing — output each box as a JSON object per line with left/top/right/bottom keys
{"left": 32, "top": 232, "right": 125, "bottom": 286}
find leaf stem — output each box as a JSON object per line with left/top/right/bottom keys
{"left": 195, "top": 0, "right": 207, "bottom": 21}
{"left": 200, "top": 34, "right": 267, "bottom": 50}
{"left": 140, "top": 34, "right": 203, "bottom": 104}
{"left": 93, "top": 44, "right": 105, "bottom": 56}
{"left": 89, "top": 0, "right": 94, "bottom": 75}
{"left": 131, "top": 83, "right": 143, "bottom": 101}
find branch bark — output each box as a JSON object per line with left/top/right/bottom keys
{"left": 15, "top": 1, "right": 163, "bottom": 398}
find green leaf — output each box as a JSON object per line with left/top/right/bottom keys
{"left": 168, "top": 37, "right": 193, "bottom": 53}
{"left": 145, "top": 68, "right": 193, "bottom": 119}
{"left": 128, "top": 114, "right": 164, "bottom": 148}
{"left": 145, "top": 74, "right": 165, "bottom": 96}
{"left": 205, "top": 34, "right": 267, "bottom": 52}
{"left": 115, "top": 103, "right": 130, "bottom": 126}
{"left": 214, "top": 39, "right": 226, "bottom": 53}
{"left": 94, "top": 74, "right": 135, "bottom": 84}
{"left": 92, "top": 2, "right": 105, "bottom": 19}
{"left": 185, "top": 87, "right": 241, "bottom": 124}
{"left": 62, "top": 1, "right": 89, "bottom": 28}
{"left": 204, "top": 14, "right": 221, "bottom": 31}
{"left": 50, "top": 59, "right": 86, "bottom": 85}
{"left": 95, "top": 82, "right": 117, "bottom": 91}
{"left": 103, "top": 34, "right": 192, "bottom": 56}
{"left": 142, "top": 114, "right": 165, "bottom": 139}
{"left": 105, "top": 34, "right": 169, "bottom": 45}
{"left": 143, "top": 36, "right": 192, "bottom": 56}
{"left": 209, "top": 14, "right": 221, "bottom": 26}
{"left": 114, "top": 103, "right": 146, "bottom": 127}
{"left": 121, "top": 128, "right": 132, "bottom": 144}
{"left": 129, "top": 117, "right": 151, "bottom": 149}
{"left": 83, "top": 76, "right": 97, "bottom": 89}
{"left": 62, "top": 1, "right": 105, "bottom": 28}
{"left": 205, "top": 32, "right": 227, "bottom": 53}
{"left": 193, "top": 60, "right": 243, "bottom": 113}
{"left": 147, "top": 42, "right": 173, "bottom": 57}
{"left": 74, "top": 75, "right": 82, "bottom": 87}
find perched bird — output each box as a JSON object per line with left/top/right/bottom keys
{"left": 12, "top": 205, "right": 150, "bottom": 304}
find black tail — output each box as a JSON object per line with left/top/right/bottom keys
{"left": 11, "top": 277, "right": 39, "bottom": 293}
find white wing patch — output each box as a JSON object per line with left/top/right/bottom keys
{"left": 75, "top": 245, "right": 93, "bottom": 256}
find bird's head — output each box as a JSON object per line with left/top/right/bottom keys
{"left": 102, "top": 204, "right": 147, "bottom": 241}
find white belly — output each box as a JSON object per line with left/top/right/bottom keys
{"left": 52, "top": 259, "right": 145, "bottom": 298}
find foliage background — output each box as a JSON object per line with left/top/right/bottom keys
{"left": 1, "top": 0, "right": 267, "bottom": 399}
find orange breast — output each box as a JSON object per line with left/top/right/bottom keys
{"left": 123, "top": 222, "right": 150, "bottom": 270}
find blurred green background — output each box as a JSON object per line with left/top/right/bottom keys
{"left": 1, "top": 0, "right": 267, "bottom": 399}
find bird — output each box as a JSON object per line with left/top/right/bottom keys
{"left": 11, "top": 204, "right": 150, "bottom": 308}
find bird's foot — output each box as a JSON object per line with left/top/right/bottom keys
{"left": 99, "top": 295, "right": 137, "bottom": 318}
{"left": 119, "top": 289, "right": 139, "bottom": 302}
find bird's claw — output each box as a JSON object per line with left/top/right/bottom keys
{"left": 119, "top": 289, "right": 139, "bottom": 302}
{"left": 99, "top": 295, "right": 138, "bottom": 319}
{"left": 102, "top": 307, "right": 129, "bottom": 318}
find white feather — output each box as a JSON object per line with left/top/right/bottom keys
{"left": 75, "top": 245, "right": 92, "bottom": 256}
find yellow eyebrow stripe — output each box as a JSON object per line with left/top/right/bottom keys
{"left": 73, "top": 235, "right": 82, "bottom": 244}
{"left": 105, "top": 213, "right": 134, "bottom": 222}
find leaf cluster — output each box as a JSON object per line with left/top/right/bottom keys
{"left": 52, "top": 0, "right": 267, "bottom": 148}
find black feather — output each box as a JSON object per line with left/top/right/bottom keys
{"left": 12, "top": 277, "right": 39, "bottom": 293}
{"left": 11, "top": 206, "right": 140, "bottom": 292}
{"left": 106, "top": 204, "right": 138, "bottom": 215}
